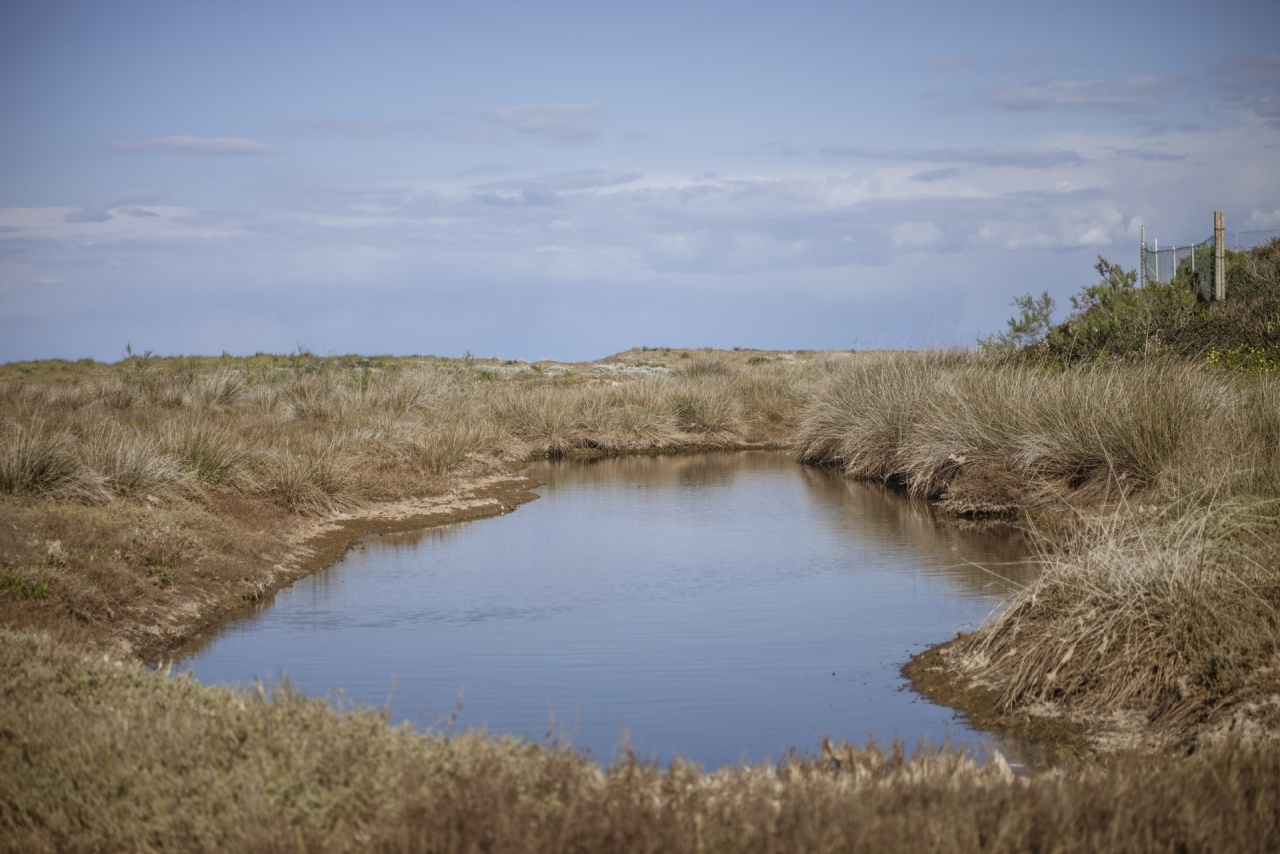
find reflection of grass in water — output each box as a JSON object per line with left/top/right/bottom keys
{"left": 5, "top": 628, "right": 1277, "bottom": 853}
{"left": 798, "top": 465, "right": 1038, "bottom": 599}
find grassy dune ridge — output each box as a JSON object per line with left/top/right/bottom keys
{"left": 2, "top": 347, "right": 1279, "bottom": 850}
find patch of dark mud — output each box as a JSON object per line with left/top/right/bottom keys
{"left": 905, "top": 641, "right": 1093, "bottom": 766}
{"left": 935, "top": 462, "right": 1029, "bottom": 517}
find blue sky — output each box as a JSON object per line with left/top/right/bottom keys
{"left": 2, "top": 1, "right": 1278, "bottom": 361}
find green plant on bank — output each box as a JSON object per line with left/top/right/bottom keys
{"left": 141, "top": 555, "right": 180, "bottom": 584}
{"left": 1206, "top": 344, "right": 1280, "bottom": 373}
{"left": 984, "top": 238, "right": 1280, "bottom": 366}
{"left": 2, "top": 573, "right": 48, "bottom": 599}
{"left": 979, "top": 290, "right": 1057, "bottom": 352}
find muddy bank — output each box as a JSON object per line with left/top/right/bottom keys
{"left": 0, "top": 466, "right": 544, "bottom": 663}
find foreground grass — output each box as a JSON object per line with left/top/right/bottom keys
{"left": 3, "top": 629, "right": 1278, "bottom": 854}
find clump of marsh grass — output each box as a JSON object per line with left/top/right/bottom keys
{"left": 260, "top": 439, "right": 354, "bottom": 514}
{"left": 672, "top": 352, "right": 738, "bottom": 378}
{"left": 81, "top": 424, "right": 188, "bottom": 497}
{"left": 668, "top": 377, "right": 741, "bottom": 432}
{"left": 738, "top": 362, "right": 807, "bottom": 424}
{"left": 406, "top": 423, "right": 499, "bottom": 476}
{"left": 796, "top": 352, "right": 1273, "bottom": 506}
{"left": 166, "top": 422, "right": 253, "bottom": 490}
{"left": 195, "top": 368, "right": 248, "bottom": 409}
{"left": 0, "top": 421, "right": 107, "bottom": 502}
{"left": 97, "top": 378, "right": 139, "bottom": 411}
{"left": 952, "top": 498, "right": 1280, "bottom": 738}
{"left": 576, "top": 378, "right": 681, "bottom": 449}
{"left": 284, "top": 370, "right": 346, "bottom": 422}
{"left": 492, "top": 386, "right": 584, "bottom": 456}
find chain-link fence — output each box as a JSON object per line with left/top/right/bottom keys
{"left": 1141, "top": 236, "right": 1212, "bottom": 293}
{"left": 1226, "top": 229, "right": 1280, "bottom": 251}
{"left": 1141, "top": 224, "right": 1280, "bottom": 301}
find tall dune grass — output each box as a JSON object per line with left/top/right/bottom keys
{"left": 796, "top": 350, "right": 1280, "bottom": 740}
{"left": 0, "top": 354, "right": 809, "bottom": 514}
{"left": 796, "top": 352, "right": 1280, "bottom": 504}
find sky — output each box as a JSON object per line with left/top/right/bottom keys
{"left": 2, "top": 0, "right": 1278, "bottom": 362}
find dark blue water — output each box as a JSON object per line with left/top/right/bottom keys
{"left": 172, "top": 452, "right": 1036, "bottom": 768}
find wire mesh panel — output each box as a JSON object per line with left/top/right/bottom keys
{"left": 1225, "top": 229, "right": 1280, "bottom": 302}
{"left": 1141, "top": 238, "right": 1212, "bottom": 297}
{"left": 1230, "top": 229, "right": 1280, "bottom": 251}
{"left": 1141, "top": 229, "right": 1280, "bottom": 301}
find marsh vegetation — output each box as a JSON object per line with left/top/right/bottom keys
{"left": 3, "top": 235, "right": 1280, "bottom": 851}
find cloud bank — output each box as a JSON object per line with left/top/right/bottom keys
{"left": 474, "top": 103, "right": 604, "bottom": 142}
{"left": 981, "top": 76, "right": 1184, "bottom": 114}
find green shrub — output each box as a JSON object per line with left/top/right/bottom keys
{"left": 994, "top": 240, "right": 1280, "bottom": 366}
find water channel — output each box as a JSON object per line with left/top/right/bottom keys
{"left": 171, "top": 452, "right": 1039, "bottom": 770}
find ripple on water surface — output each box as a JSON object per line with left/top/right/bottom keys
{"left": 172, "top": 452, "right": 1038, "bottom": 769}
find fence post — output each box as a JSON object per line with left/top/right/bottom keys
{"left": 1214, "top": 211, "right": 1225, "bottom": 301}
{"left": 1140, "top": 224, "right": 1146, "bottom": 287}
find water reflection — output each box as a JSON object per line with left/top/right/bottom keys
{"left": 171, "top": 452, "right": 1037, "bottom": 769}
{"left": 796, "top": 467, "right": 1040, "bottom": 597}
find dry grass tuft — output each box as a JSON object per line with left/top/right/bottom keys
{"left": 951, "top": 499, "right": 1280, "bottom": 740}
{"left": 0, "top": 421, "right": 107, "bottom": 502}
{"left": 262, "top": 439, "right": 356, "bottom": 515}
{"left": 796, "top": 351, "right": 1279, "bottom": 506}
{"left": 672, "top": 352, "right": 738, "bottom": 378}
{"left": 82, "top": 423, "right": 188, "bottom": 497}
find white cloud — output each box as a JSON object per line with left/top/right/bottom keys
{"left": 5, "top": 118, "right": 1278, "bottom": 361}
{"left": 981, "top": 77, "right": 1184, "bottom": 114}
{"left": 891, "top": 221, "right": 943, "bottom": 247}
{"left": 1209, "top": 54, "right": 1280, "bottom": 92}
{"left": 1244, "top": 208, "right": 1280, "bottom": 228}
{"left": 821, "top": 145, "right": 1082, "bottom": 168}
{"left": 475, "top": 103, "right": 603, "bottom": 142}
{"left": 62, "top": 190, "right": 163, "bottom": 223}
{"left": 109, "top": 135, "right": 276, "bottom": 155}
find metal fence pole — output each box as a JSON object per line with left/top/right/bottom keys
{"left": 1140, "top": 224, "right": 1146, "bottom": 287}
{"left": 1214, "top": 211, "right": 1225, "bottom": 301}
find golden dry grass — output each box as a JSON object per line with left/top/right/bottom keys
{"left": 3, "top": 628, "right": 1279, "bottom": 854}
{"left": 796, "top": 351, "right": 1280, "bottom": 748}
{"left": 3, "top": 348, "right": 1280, "bottom": 851}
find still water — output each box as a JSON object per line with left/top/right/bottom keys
{"left": 172, "top": 452, "right": 1037, "bottom": 769}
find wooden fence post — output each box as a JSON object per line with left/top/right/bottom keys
{"left": 1214, "top": 211, "right": 1225, "bottom": 301}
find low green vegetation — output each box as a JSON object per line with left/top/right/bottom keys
{"left": 985, "top": 238, "right": 1280, "bottom": 365}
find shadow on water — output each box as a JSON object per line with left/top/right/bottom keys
{"left": 169, "top": 451, "right": 1043, "bottom": 770}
